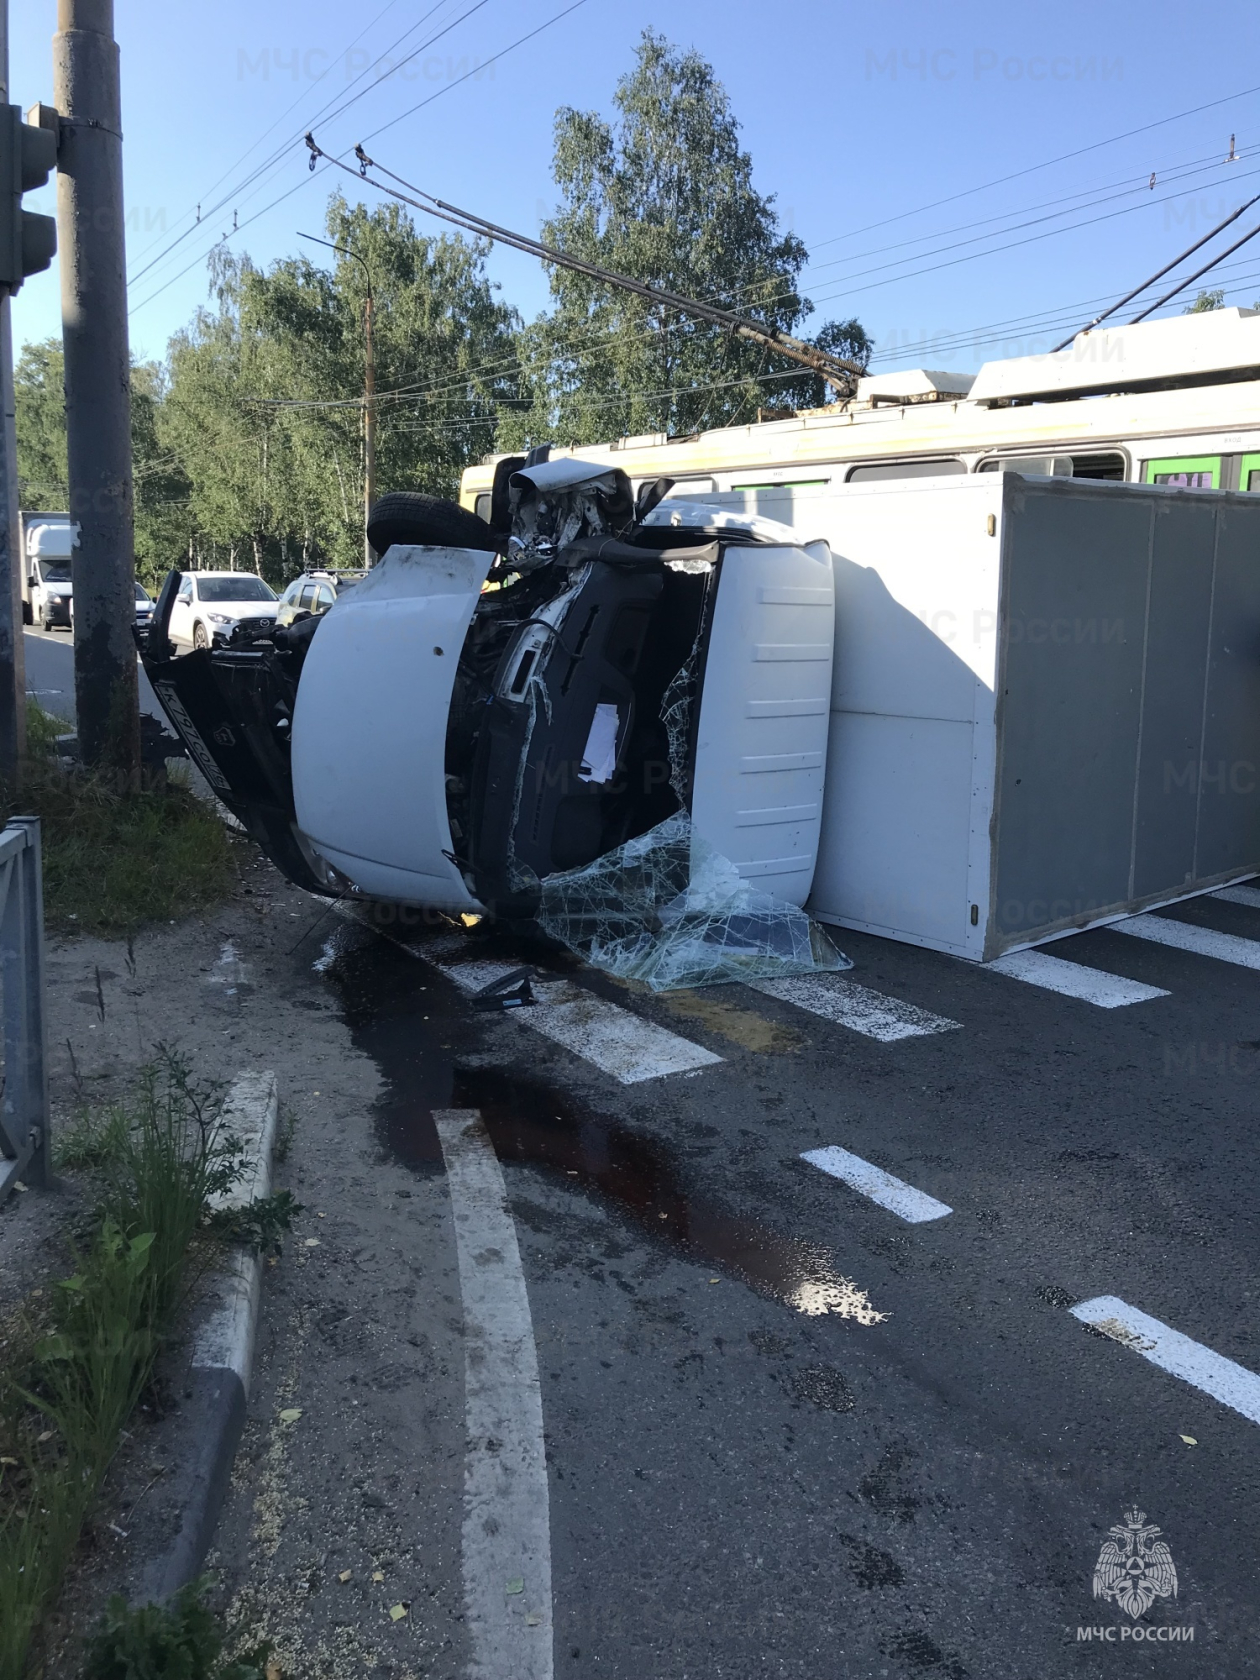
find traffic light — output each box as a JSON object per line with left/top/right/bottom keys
{"left": 0, "top": 104, "right": 57, "bottom": 293}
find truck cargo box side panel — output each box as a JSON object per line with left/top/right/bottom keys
{"left": 1131, "top": 497, "right": 1216, "bottom": 899}
{"left": 819, "top": 713, "right": 976, "bottom": 953}
{"left": 1195, "top": 497, "right": 1260, "bottom": 879}
{"left": 990, "top": 487, "right": 1150, "bottom": 944}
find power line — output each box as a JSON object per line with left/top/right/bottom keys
{"left": 128, "top": 0, "right": 591, "bottom": 319}
{"left": 264, "top": 141, "right": 1260, "bottom": 421}
{"left": 127, "top": 0, "right": 414, "bottom": 270}
{"left": 128, "top": 0, "right": 490, "bottom": 292}
{"left": 804, "top": 79, "right": 1260, "bottom": 254}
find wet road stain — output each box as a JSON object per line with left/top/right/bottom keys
{"left": 651, "top": 987, "right": 802, "bottom": 1054}
{"left": 322, "top": 921, "right": 885, "bottom": 1324}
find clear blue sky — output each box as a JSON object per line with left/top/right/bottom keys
{"left": 11, "top": 0, "right": 1260, "bottom": 379}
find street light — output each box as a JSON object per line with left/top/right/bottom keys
{"left": 298, "top": 231, "right": 376, "bottom": 565}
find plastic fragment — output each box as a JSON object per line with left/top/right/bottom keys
{"left": 278, "top": 1408, "right": 302, "bottom": 1425}
{"left": 505, "top": 1578, "right": 524, "bottom": 1595}
{"left": 1180, "top": 1434, "right": 1197, "bottom": 1445}
{"left": 338, "top": 1569, "right": 352, "bottom": 1582}
{"left": 389, "top": 1604, "right": 408, "bottom": 1621}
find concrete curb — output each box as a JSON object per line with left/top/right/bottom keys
{"left": 144, "top": 1070, "right": 278, "bottom": 1602}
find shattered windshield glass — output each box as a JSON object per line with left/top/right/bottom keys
{"left": 536, "top": 811, "right": 849, "bottom": 991}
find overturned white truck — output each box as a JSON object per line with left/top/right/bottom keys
{"left": 142, "top": 458, "right": 843, "bottom": 987}
{"left": 141, "top": 460, "right": 1260, "bottom": 977}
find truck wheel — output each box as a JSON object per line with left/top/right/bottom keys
{"left": 193, "top": 622, "right": 209, "bottom": 650}
{"left": 367, "top": 492, "right": 504, "bottom": 556}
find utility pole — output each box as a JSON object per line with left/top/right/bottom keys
{"left": 363, "top": 279, "right": 375, "bottom": 564}
{"left": 52, "top": 0, "right": 137, "bottom": 779}
{"left": 298, "top": 230, "right": 375, "bottom": 563}
{"left": 0, "top": 2, "right": 28, "bottom": 791}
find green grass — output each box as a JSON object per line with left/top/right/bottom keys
{"left": 83, "top": 1578, "right": 273, "bottom": 1680}
{"left": 0, "top": 1055, "right": 248, "bottom": 1680}
{"left": 17, "top": 702, "right": 237, "bottom": 936}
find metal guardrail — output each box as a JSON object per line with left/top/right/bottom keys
{"left": 0, "top": 817, "right": 50, "bottom": 1205}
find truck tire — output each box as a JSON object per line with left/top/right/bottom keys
{"left": 367, "top": 492, "right": 504, "bottom": 556}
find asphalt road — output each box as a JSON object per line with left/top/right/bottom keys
{"left": 239, "top": 883, "right": 1260, "bottom": 1679}
{"left": 35, "top": 617, "right": 1251, "bottom": 1669}
{"left": 22, "top": 624, "right": 166, "bottom": 726}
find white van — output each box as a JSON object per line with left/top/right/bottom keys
{"left": 21, "top": 514, "right": 76, "bottom": 629}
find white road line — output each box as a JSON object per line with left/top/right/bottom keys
{"left": 435, "top": 1109, "right": 554, "bottom": 1680}
{"left": 802, "top": 1145, "right": 952, "bottom": 1223}
{"left": 434, "top": 958, "right": 724, "bottom": 1085}
{"left": 1212, "top": 884, "right": 1260, "bottom": 909}
{"left": 984, "top": 948, "right": 1169, "bottom": 1008}
{"left": 752, "top": 974, "right": 961, "bottom": 1042}
{"left": 1071, "top": 1296, "right": 1260, "bottom": 1427}
{"left": 1112, "top": 913, "right": 1260, "bottom": 971}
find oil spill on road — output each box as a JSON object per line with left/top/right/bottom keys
{"left": 318, "top": 922, "right": 884, "bottom": 1323}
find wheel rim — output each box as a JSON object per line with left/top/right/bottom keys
{"left": 193, "top": 624, "right": 208, "bottom": 649}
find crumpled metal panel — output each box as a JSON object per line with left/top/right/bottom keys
{"left": 535, "top": 811, "right": 850, "bottom": 992}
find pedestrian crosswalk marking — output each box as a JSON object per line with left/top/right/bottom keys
{"left": 803, "top": 1145, "right": 953, "bottom": 1222}
{"left": 429, "top": 957, "right": 724, "bottom": 1085}
{"left": 1112, "top": 913, "right": 1260, "bottom": 972}
{"left": 1211, "top": 884, "right": 1260, "bottom": 910}
{"left": 1071, "top": 1296, "right": 1260, "bottom": 1427}
{"left": 984, "top": 948, "right": 1169, "bottom": 1008}
{"left": 752, "top": 974, "right": 962, "bottom": 1042}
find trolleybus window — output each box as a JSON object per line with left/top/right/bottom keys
{"left": 846, "top": 459, "right": 965, "bottom": 482}
{"left": 978, "top": 451, "right": 1125, "bottom": 480}
{"left": 981, "top": 450, "right": 1128, "bottom": 477}
{"left": 1239, "top": 453, "right": 1260, "bottom": 491}
{"left": 1143, "top": 455, "right": 1220, "bottom": 489}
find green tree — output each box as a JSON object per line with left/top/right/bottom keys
{"left": 1184, "top": 288, "right": 1226, "bottom": 313}
{"left": 163, "top": 195, "right": 518, "bottom": 579}
{"left": 15, "top": 340, "right": 194, "bottom": 589}
{"left": 499, "top": 31, "right": 871, "bottom": 450}
{"left": 15, "top": 339, "right": 68, "bottom": 509}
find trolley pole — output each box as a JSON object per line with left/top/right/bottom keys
{"left": 0, "top": 1, "right": 27, "bottom": 791}
{"left": 298, "top": 231, "right": 376, "bottom": 563}
{"left": 363, "top": 282, "right": 375, "bottom": 565}
{"left": 53, "top": 0, "right": 138, "bottom": 779}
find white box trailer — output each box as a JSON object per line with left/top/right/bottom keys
{"left": 695, "top": 472, "right": 1260, "bottom": 960}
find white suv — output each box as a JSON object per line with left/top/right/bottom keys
{"left": 168, "top": 571, "right": 278, "bottom": 649}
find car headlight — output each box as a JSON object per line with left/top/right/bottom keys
{"left": 206, "top": 612, "right": 234, "bottom": 625}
